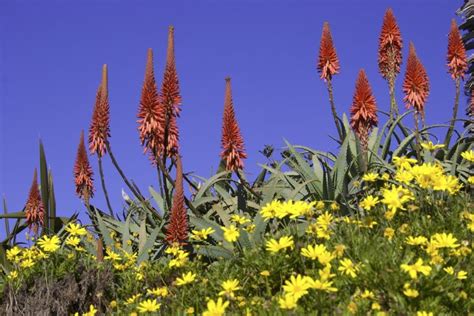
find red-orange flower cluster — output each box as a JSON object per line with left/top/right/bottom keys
{"left": 160, "top": 26, "right": 181, "bottom": 157}
{"left": 350, "top": 70, "right": 378, "bottom": 150}
{"left": 74, "top": 130, "right": 94, "bottom": 201}
{"left": 220, "top": 77, "right": 247, "bottom": 172}
{"left": 447, "top": 19, "right": 467, "bottom": 80}
{"left": 137, "top": 49, "right": 165, "bottom": 160}
{"left": 317, "top": 22, "right": 340, "bottom": 81}
{"left": 89, "top": 64, "right": 111, "bottom": 157}
{"left": 165, "top": 155, "right": 188, "bottom": 245}
{"left": 403, "top": 43, "right": 430, "bottom": 119}
{"left": 25, "top": 169, "right": 45, "bottom": 235}
{"left": 378, "top": 8, "right": 403, "bottom": 80}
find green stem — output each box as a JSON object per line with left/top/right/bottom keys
{"left": 414, "top": 113, "right": 422, "bottom": 161}
{"left": 105, "top": 141, "right": 156, "bottom": 215}
{"left": 97, "top": 156, "right": 114, "bottom": 218}
{"left": 327, "top": 78, "right": 343, "bottom": 142}
{"left": 444, "top": 78, "right": 461, "bottom": 147}
{"left": 388, "top": 73, "right": 398, "bottom": 122}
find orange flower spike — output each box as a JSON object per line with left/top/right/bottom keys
{"left": 220, "top": 77, "right": 247, "bottom": 172}
{"left": 89, "top": 64, "right": 111, "bottom": 157}
{"left": 350, "top": 70, "right": 378, "bottom": 150}
{"left": 161, "top": 25, "right": 182, "bottom": 117}
{"left": 25, "top": 169, "right": 45, "bottom": 235}
{"left": 378, "top": 8, "right": 403, "bottom": 79}
{"left": 317, "top": 22, "right": 340, "bottom": 81}
{"left": 403, "top": 43, "right": 430, "bottom": 118}
{"left": 74, "top": 130, "right": 95, "bottom": 201}
{"left": 447, "top": 19, "right": 467, "bottom": 80}
{"left": 165, "top": 155, "right": 188, "bottom": 245}
{"left": 137, "top": 49, "right": 164, "bottom": 158}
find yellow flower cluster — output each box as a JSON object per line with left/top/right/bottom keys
{"left": 279, "top": 270, "right": 338, "bottom": 310}
{"left": 265, "top": 236, "right": 294, "bottom": 253}
{"left": 165, "top": 245, "right": 189, "bottom": 268}
{"left": 393, "top": 159, "right": 463, "bottom": 194}
{"left": 191, "top": 227, "right": 215, "bottom": 241}
{"left": 260, "top": 200, "right": 319, "bottom": 220}
{"left": 306, "top": 211, "right": 334, "bottom": 239}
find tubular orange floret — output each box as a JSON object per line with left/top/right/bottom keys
{"left": 220, "top": 77, "right": 247, "bottom": 172}
{"left": 403, "top": 43, "right": 430, "bottom": 119}
{"left": 447, "top": 19, "right": 467, "bottom": 80}
{"left": 350, "top": 70, "right": 378, "bottom": 150}
{"left": 89, "top": 64, "right": 111, "bottom": 157}
{"left": 25, "top": 169, "right": 45, "bottom": 235}
{"left": 161, "top": 25, "right": 182, "bottom": 117}
{"left": 378, "top": 8, "right": 403, "bottom": 80}
{"left": 137, "top": 48, "right": 165, "bottom": 161}
{"left": 317, "top": 22, "right": 340, "bottom": 81}
{"left": 165, "top": 155, "right": 188, "bottom": 245}
{"left": 74, "top": 130, "right": 95, "bottom": 201}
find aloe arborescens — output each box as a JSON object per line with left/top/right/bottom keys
{"left": 138, "top": 48, "right": 164, "bottom": 161}
{"left": 403, "top": 43, "right": 430, "bottom": 158}
{"left": 220, "top": 77, "right": 247, "bottom": 172}
{"left": 74, "top": 130, "right": 95, "bottom": 204}
{"left": 165, "top": 155, "right": 188, "bottom": 245}
{"left": 445, "top": 19, "right": 468, "bottom": 146}
{"left": 350, "top": 70, "right": 378, "bottom": 153}
{"left": 160, "top": 25, "right": 181, "bottom": 158}
{"left": 378, "top": 8, "right": 403, "bottom": 120}
{"left": 25, "top": 169, "right": 45, "bottom": 235}
{"left": 317, "top": 22, "right": 342, "bottom": 140}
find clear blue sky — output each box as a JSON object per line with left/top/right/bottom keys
{"left": 0, "top": 0, "right": 464, "bottom": 238}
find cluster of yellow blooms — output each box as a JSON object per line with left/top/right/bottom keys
{"left": 260, "top": 200, "right": 323, "bottom": 220}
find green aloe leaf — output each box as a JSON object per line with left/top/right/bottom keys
{"left": 194, "top": 171, "right": 231, "bottom": 201}
{"left": 2, "top": 197, "right": 10, "bottom": 243}
{"left": 48, "top": 169, "right": 57, "bottom": 233}
{"left": 39, "top": 140, "right": 50, "bottom": 234}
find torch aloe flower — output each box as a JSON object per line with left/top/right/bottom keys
{"left": 445, "top": 20, "right": 468, "bottom": 146}
{"left": 350, "top": 70, "right": 378, "bottom": 151}
{"left": 89, "top": 64, "right": 111, "bottom": 157}
{"left": 317, "top": 22, "right": 342, "bottom": 140}
{"left": 137, "top": 48, "right": 165, "bottom": 160}
{"left": 165, "top": 155, "right": 188, "bottom": 245}
{"left": 447, "top": 19, "right": 467, "bottom": 80}
{"left": 403, "top": 43, "right": 430, "bottom": 122}
{"left": 378, "top": 8, "right": 403, "bottom": 79}
{"left": 25, "top": 169, "right": 45, "bottom": 235}
{"left": 378, "top": 8, "right": 402, "bottom": 118}
{"left": 317, "top": 22, "right": 340, "bottom": 81}
{"left": 73, "top": 130, "right": 94, "bottom": 201}
{"left": 220, "top": 77, "right": 247, "bottom": 172}
{"left": 160, "top": 25, "right": 181, "bottom": 157}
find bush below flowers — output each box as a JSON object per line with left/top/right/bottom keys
{"left": 1, "top": 155, "right": 473, "bottom": 315}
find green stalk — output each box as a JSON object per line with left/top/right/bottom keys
{"left": 444, "top": 78, "right": 461, "bottom": 147}
{"left": 388, "top": 74, "right": 398, "bottom": 122}
{"left": 326, "top": 78, "right": 343, "bottom": 141}
{"left": 97, "top": 155, "right": 114, "bottom": 218}
{"left": 105, "top": 141, "right": 155, "bottom": 214}
{"left": 161, "top": 112, "right": 172, "bottom": 211}
{"left": 3, "top": 196, "right": 10, "bottom": 244}
{"left": 414, "top": 112, "right": 422, "bottom": 160}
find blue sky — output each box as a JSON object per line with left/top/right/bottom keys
{"left": 0, "top": 0, "right": 465, "bottom": 238}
